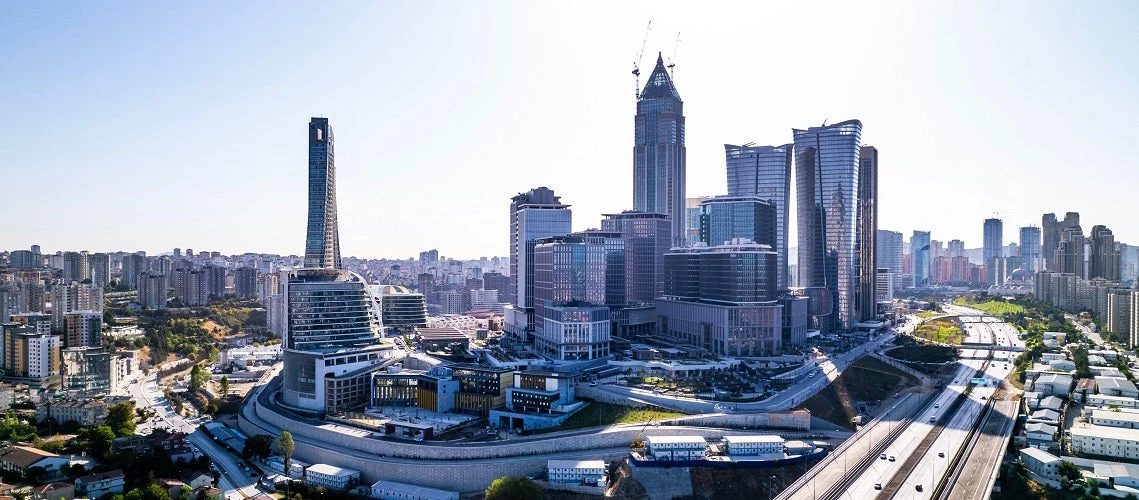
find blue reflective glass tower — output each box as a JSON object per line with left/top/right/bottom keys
{"left": 633, "top": 54, "right": 686, "bottom": 247}
{"left": 304, "top": 118, "right": 341, "bottom": 270}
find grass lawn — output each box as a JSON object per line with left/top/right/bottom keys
{"left": 912, "top": 319, "right": 963, "bottom": 344}
{"left": 954, "top": 298, "right": 1026, "bottom": 316}
{"left": 916, "top": 311, "right": 941, "bottom": 319}
{"left": 529, "top": 401, "right": 685, "bottom": 434}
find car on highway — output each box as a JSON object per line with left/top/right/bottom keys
{"left": 916, "top": 484, "right": 924, "bottom": 492}
{"left": 938, "top": 452, "right": 945, "bottom": 458}
{"left": 880, "top": 453, "right": 887, "bottom": 460}
{"left": 888, "top": 456, "right": 895, "bottom": 462}
{"left": 929, "top": 416, "right": 936, "bottom": 423}
{"left": 874, "top": 483, "right": 882, "bottom": 490}
{"left": 934, "top": 403, "right": 940, "bottom": 408}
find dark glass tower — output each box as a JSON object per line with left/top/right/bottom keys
{"left": 794, "top": 120, "right": 863, "bottom": 331}
{"left": 725, "top": 144, "right": 793, "bottom": 289}
{"left": 304, "top": 118, "right": 341, "bottom": 270}
{"left": 633, "top": 54, "right": 686, "bottom": 247}
{"left": 857, "top": 146, "right": 878, "bottom": 322}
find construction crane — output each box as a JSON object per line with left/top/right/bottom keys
{"left": 667, "top": 32, "right": 680, "bottom": 77}
{"left": 630, "top": 416, "right": 656, "bottom": 449}
{"left": 632, "top": 21, "right": 652, "bottom": 98}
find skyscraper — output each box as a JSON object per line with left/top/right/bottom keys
{"left": 876, "top": 230, "right": 904, "bottom": 274}
{"left": 857, "top": 146, "right": 878, "bottom": 321}
{"left": 912, "top": 231, "right": 931, "bottom": 287}
{"left": 89, "top": 253, "right": 110, "bottom": 289}
{"left": 725, "top": 143, "right": 793, "bottom": 288}
{"left": 304, "top": 117, "right": 341, "bottom": 270}
{"left": 633, "top": 54, "right": 686, "bottom": 246}
{"left": 504, "top": 187, "right": 572, "bottom": 342}
{"left": 1090, "top": 225, "right": 1121, "bottom": 281}
{"left": 1019, "top": 226, "right": 1042, "bottom": 273}
{"left": 794, "top": 120, "right": 863, "bottom": 331}
{"left": 283, "top": 118, "right": 384, "bottom": 414}
{"left": 1056, "top": 225, "right": 1086, "bottom": 278}
{"left": 983, "top": 218, "right": 1004, "bottom": 285}
{"left": 1042, "top": 212, "right": 1079, "bottom": 271}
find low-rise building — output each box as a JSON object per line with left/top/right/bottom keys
{"left": 721, "top": 435, "right": 785, "bottom": 456}
{"left": 1071, "top": 424, "right": 1139, "bottom": 459}
{"left": 0, "top": 446, "right": 69, "bottom": 480}
{"left": 1087, "top": 394, "right": 1139, "bottom": 409}
{"left": 74, "top": 470, "right": 125, "bottom": 499}
{"left": 1038, "top": 396, "right": 1064, "bottom": 412}
{"left": 1025, "top": 422, "right": 1058, "bottom": 443}
{"left": 1020, "top": 447, "right": 1060, "bottom": 481}
{"left": 1091, "top": 409, "right": 1139, "bottom": 430}
{"left": 1034, "top": 373, "right": 1074, "bottom": 397}
{"left": 35, "top": 400, "right": 107, "bottom": 426}
{"left": 304, "top": 463, "right": 360, "bottom": 492}
{"left": 644, "top": 436, "right": 707, "bottom": 461}
{"left": 1097, "top": 377, "right": 1139, "bottom": 399}
{"left": 369, "top": 480, "right": 459, "bottom": 500}
{"left": 547, "top": 460, "right": 608, "bottom": 487}
{"left": 1093, "top": 462, "right": 1139, "bottom": 489}
{"left": 28, "top": 481, "right": 74, "bottom": 500}
{"left": 1028, "top": 409, "right": 1061, "bottom": 425}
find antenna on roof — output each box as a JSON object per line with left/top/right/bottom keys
{"left": 822, "top": 118, "right": 828, "bottom": 127}
{"left": 632, "top": 21, "right": 652, "bottom": 99}
{"left": 742, "top": 141, "right": 756, "bottom": 148}
{"left": 668, "top": 32, "right": 680, "bottom": 78}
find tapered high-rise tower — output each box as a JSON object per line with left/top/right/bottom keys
{"left": 633, "top": 54, "right": 686, "bottom": 247}
{"left": 304, "top": 117, "right": 341, "bottom": 270}
{"left": 725, "top": 143, "right": 793, "bottom": 289}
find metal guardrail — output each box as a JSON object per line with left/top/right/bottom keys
{"left": 932, "top": 397, "right": 997, "bottom": 499}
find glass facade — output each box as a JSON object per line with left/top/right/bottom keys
{"left": 794, "top": 120, "right": 863, "bottom": 331}
{"left": 876, "top": 230, "right": 904, "bottom": 274}
{"left": 1020, "top": 226, "right": 1042, "bottom": 273}
{"left": 633, "top": 55, "right": 686, "bottom": 246}
{"left": 698, "top": 196, "right": 777, "bottom": 250}
{"left": 663, "top": 243, "right": 778, "bottom": 304}
{"left": 531, "top": 232, "right": 617, "bottom": 361}
{"left": 304, "top": 118, "right": 341, "bottom": 270}
{"left": 725, "top": 144, "right": 793, "bottom": 289}
{"left": 602, "top": 211, "right": 670, "bottom": 304}
{"left": 286, "top": 270, "right": 380, "bottom": 352}
{"left": 857, "top": 146, "right": 878, "bottom": 322}
{"left": 912, "top": 231, "right": 931, "bottom": 287}
{"left": 984, "top": 218, "right": 1004, "bottom": 285}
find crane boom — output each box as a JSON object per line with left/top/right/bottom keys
{"left": 632, "top": 20, "right": 652, "bottom": 98}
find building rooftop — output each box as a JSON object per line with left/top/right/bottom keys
{"left": 1072, "top": 424, "right": 1139, "bottom": 441}
{"left": 1094, "top": 462, "right": 1139, "bottom": 480}
{"left": 1092, "top": 409, "right": 1139, "bottom": 423}
{"left": 1097, "top": 376, "right": 1139, "bottom": 394}
{"left": 548, "top": 460, "right": 607, "bottom": 469}
{"left": 1021, "top": 447, "right": 1059, "bottom": 464}
{"left": 0, "top": 445, "right": 58, "bottom": 468}
{"left": 371, "top": 480, "right": 458, "bottom": 500}
{"left": 722, "top": 435, "right": 785, "bottom": 444}
{"left": 76, "top": 470, "right": 125, "bottom": 483}
{"left": 306, "top": 463, "right": 359, "bottom": 478}
{"left": 645, "top": 436, "right": 707, "bottom": 445}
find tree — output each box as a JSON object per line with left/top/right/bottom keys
{"left": 276, "top": 431, "right": 295, "bottom": 473}
{"left": 106, "top": 401, "right": 137, "bottom": 436}
{"left": 244, "top": 434, "right": 273, "bottom": 459}
{"left": 484, "top": 476, "right": 542, "bottom": 500}
{"left": 87, "top": 425, "right": 117, "bottom": 458}
{"left": 1059, "top": 460, "right": 1083, "bottom": 486}
{"left": 189, "top": 364, "right": 207, "bottom": 393}
{"left": 220, "top": 376, "right": 230, "bottom": 396}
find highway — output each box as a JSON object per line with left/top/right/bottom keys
{"left": 940, "top": 399, "right": 1018, "bottom": 500}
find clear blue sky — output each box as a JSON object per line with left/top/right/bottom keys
{"left": 2, "top": 1, "right": 1137, "bottom": 259}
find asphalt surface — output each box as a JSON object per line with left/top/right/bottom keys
{"left": 941, "top": 399, "right": 1018, "bottom": 500}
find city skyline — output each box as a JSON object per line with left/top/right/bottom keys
{"left": 2, "top": 2, "right": 1137, "bottom": 258}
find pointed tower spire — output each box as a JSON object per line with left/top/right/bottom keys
{"left": 640, "top": 51, "right": 680, "bottom": 100}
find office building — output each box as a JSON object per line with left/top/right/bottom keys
{"left": 531, "top": 233, "right": 614, "bottom": 360}
{"left": 601, "top": 211, "right": 670, "bottom": 304}
{"left": 876, "top": 230, "right": 904, "bottom": 274}
{"left": 1020, "top": 226, "right": 1042, "bottom": 273}
{"left": 482, "top": 272, "right": 513, "bottom": 306}
{"left": 698, "top": 196, "right": 776, "bottom": 248}
{"left": 62, "top": 347, "right": 112, "bottom": 396}
{"left": 375, "top": 285, "right": 427, "bottom": 333}
{"left": 304, "top": 117, "right": 341, "bottom": 270}
{"left": 857, "top": 145, "right": 878, "bottom": 321}
{"left": 233, "top": 267, "right": 259, "bottom": 298}
{"left": 1043, "top": 212, "right": 1080, "bottom": 272}
{"left": 633, "top": 54, "right": 686, "bottom": 246}
{"left": 9, "top": 250, "right": 40, "bottom": 270}
{"left": 89, "top": 253, "right": 110, "bottom": 289}
{"left": 469, "top": 289, "right": 500, "bottom": 312}
{"left": 984, "top": 218, "right": 1004, "bottom": 285}
{"left": 794, "top": 120, "right": 864, "bottom": 331}
{"left": 684, "top": 197, "right": 706, "bottom": 245}
{"left": 137, "top": 273, "right": 167, "bottom": 310}
{"left": 725, "top": 143, "right": 793, "bottom": 288}
{"left": 505, "top": 187, "right": 572, "bottom": 343}
{"left": 912, "top": 231, "right": 931, "bottom": 288}
{"left": 656, "top": 241, "right": 784, "bottom": 356}
{"left": 1090, "top": 225, "right": 1121, "bottom": 281}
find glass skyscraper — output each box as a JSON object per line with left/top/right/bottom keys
{"left": 1019, "top": 226, "right": 1042, "bottom": 273}
{"left": 912, "top": 230, "right": 931, "bottom": 287}
{"left": 633, "top": 54, "right": 686, "bottom": 247}
{"left": 725, "top": 144, "right": 793, "bottom": 289}
{"left": 794, "top": 120, "right": 863, "bottom": 331}
{"left": 504, "top": 187, "right": 572, "bottom": 342}
{"left": 601, "top": 211, "right": 670, "bottom": 305}
{"left": 304, "top": 117, "right": 341, "bottom": 270}
{"left": 983, "top": 218, "right": 1004, "bottom": 285}
{"left": 698, "top": 196, "right": 776, "bottom": 250}
{"left": 857, "top": 146, "right": 878, "bottom": 322}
